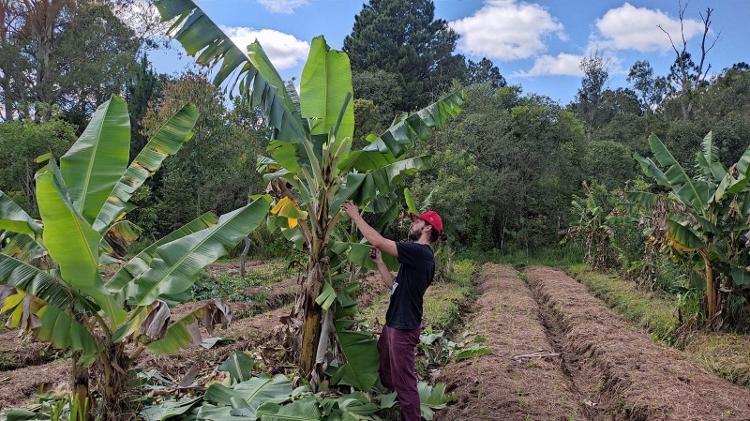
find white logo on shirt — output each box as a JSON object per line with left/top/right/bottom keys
{"left": 391, "top": 282, "right": 398, "bottom": 295}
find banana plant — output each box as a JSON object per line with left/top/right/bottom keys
{"left": 0, "top": 96, "right": 270, "bottom": 419}
{"left": 156, "top": 0, "right": 465, "bottom": 388}
{"left": 633, "top": 132, "right": 750, "bottom": 325}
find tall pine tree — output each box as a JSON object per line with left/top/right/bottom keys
{"left": 343, "top": 0, "right": 466, "bottom": 111}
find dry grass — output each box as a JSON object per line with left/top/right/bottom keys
{"left": 687, "top": 333, "right": 750, "bottom": 388}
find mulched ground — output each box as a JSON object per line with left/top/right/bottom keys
{"left": 436, "top": 264, "right": 580, "bottom": 421}
{"left": 526, "top": 266, "right": 750, "bottom": 420}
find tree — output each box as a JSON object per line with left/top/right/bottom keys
{"left": 156, "top": 0, "right": 465, "bottom": 390}
{"left": 627, "top": 60, "right": 668, "bottom": 113}
{"left": 138, "top": 72, "right": 265, "bottom": 238}
{"left": 634, "top": 133, "right": 750, "bottom": 327}
{"left": 467, "top": 58, "right": 506, "bottom": 89}
{"left": 658, "top": 2, "right": 719, "bottom": 121}
{"left": 576, "top": 55, "right": 609, "bottom": 141}
{"left": 0, "top": 0, "right": 139, "bottom": 122}
{"left": 343, "top": 0, "right": 465, "bottom": 111}
{"left": 0, "top": 96, "right": 273, "bottom": 419}
{"left": 0, "top": 117, "right": 77, "bottom": 215}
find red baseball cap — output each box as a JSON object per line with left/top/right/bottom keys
{"left": 412, "top": 210, "right": 443, "bottom": 234}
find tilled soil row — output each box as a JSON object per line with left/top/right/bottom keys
{"left": 526, "top": 266, "right": 750, "bottom": 421}
{"left": 436, "top": 264, "right": 580, "bottom": 421}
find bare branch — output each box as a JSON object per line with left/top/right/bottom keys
{"left": 658, "top": 24, "right": 681, "bottom": 56}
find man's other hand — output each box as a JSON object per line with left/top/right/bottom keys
{"left": 342, "top": 201, "right": 360, "bottom": 219}
{"left": 370, "top": 247, "right": 384, "bottom": 263}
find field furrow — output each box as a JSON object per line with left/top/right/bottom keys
{"left": 526, "top": 266, "right": 750, "bottom": 420}
{"left": 436, "top": 264, "right": 580, "bottom": 420}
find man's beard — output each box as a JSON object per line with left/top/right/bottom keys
{"left": 408, "top": 228, "right": 421, "bottom": 241}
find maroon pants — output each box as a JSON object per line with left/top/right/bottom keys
{"left": 378, "top": 325, "right": 421, "bottom": 421}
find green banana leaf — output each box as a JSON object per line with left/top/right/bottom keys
{"left": 93, "top": 104, "right": 199, "bottom": 232}
{"left": 0, "top": 254, "right": 72, "bottom": 310}
{"left": 697, "top": 132, "right": 727, "bottom": 180}
{"left": 647, "top": 134, "right": 710, "bottom": 210}
{"left": 36, "top": 304, "right": 99, "bottom": 366}
{"left": 219, "top": 351, "right": 255, "bottom": 383}
{"left": 107, "top": 211, "right": 218, "bottom": 294}
{"left": 364, "top": 91, "right": 464, "bottom": 158}
{"left": 300, "top": 36, "right": 354, "bottom": 142}
{"left": 256, "top": 398, "right": 321, "bottom": 421}
{"left": 418, "top": 382, "right": 454, "bottom": 421}
{"left": 139, "top": 397, "right": 202, "bottom": 421}
{"left": 35, "top": 161, "right": 125, "bottom": 323}
{"left": 633, "top": 153, "right": 669, "bottom": 187}
{"left": 129, "top": 198, "right": 270, "bottom": 306}
{"left": 330, "top": 329, "right": 379, "bottom": 391}
{"left": 197, "top": 374, "right": 293, "bottom": 419}
{"left": 155, "top": 0, "right": 305, "bottom": 142}
{"left": 666, "top": 218, "right": 704, "bottom": 251}
{"left": 0, "top": 191, "right": 42, "bottom": 237}
{"left": 60, "top": 96, "right": 130, "bottom": 223}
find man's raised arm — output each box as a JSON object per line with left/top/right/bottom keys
{"left": 342, "top": 201, "right": 398, "bottom": 257}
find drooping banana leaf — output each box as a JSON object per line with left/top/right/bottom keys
{"left": 364, "top": 91, "right": 465, "bottom": 158}
{"left": 155, "top": 0, "right": 305, "bottom": 141}
{"left": 146, "top": 299, "right": 230, "bottom": 352}
{"left": 60, "top": 96, "right": 130, "bottom": 224}
{"left": 219, "top": 351, "right": 255, "bottom": 384}
{"left": 0, "top": 190, "right": 42, "bottom": 237}
{"left": 107, "top": 211, "right": 218, "bottom": 294}
{"left": 330, "top": 328, "right": 379, "bottom": 391}
{"left": 647, "top": 134, "right": 710, "bottom": 210}
{"left": 197, "top": 374, "right": 293, "bottom": 419}
{"left": 93, "top": 104, "right": 199, "bottom": 232}
{"left": 666, "top": 217, "right": 704, "bottom": 251}
{"left": 128, "top": 198, "right": 270, "bottom": 306}
{"left": 35, "top": 161, "right": 126, "bottom": 323}
{"left": 0, "top": 254, "right": 72, "bottom": 310}
{"left": 36, "top": 304, "right": 100, "bottom": 366}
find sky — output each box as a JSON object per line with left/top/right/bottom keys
{"left": 149, "top": 0, "right": 750, "bottom": 105}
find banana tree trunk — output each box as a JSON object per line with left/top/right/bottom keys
{"left": 101, "top": 343, "right": 130, "bottom": 420}
{"left": 299, "top": 261, "right": 324, "bottom": 378}
{"left": 700, "top": 251, "right": 718, "bottom": 322}
{"left": 71, "top": 358, "right": 92, "bottom": 421}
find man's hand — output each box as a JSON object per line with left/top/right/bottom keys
{"left": 342, "top": 201, "right": 360, "bottom": 220}
{"left": 370, "top": 247, "right": 383, "bottom": 263}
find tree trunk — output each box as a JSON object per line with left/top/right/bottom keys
{"left": 71, "top": 358, "right": 92, "bottom": 421}
{"left": 299, "top": 262, "right": 324, "bottom": 379}
{"left": 100, "top": 343, "right": 131, "bottom": 421}
{"left": 239, "top": 236, "right": 251, "bottom": 277}
{"left": 701, "top": 252, "right": 717, "bottom": 322}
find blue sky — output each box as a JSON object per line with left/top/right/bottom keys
{"left": 149, "top": 0, "right": 750, "bottom": 104}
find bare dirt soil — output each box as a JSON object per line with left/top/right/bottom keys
{"left": 526, "top": 266, "right": 750, "bottom": 420}
{"left": 436, "top": 264, "right": 580, "bottom": 421}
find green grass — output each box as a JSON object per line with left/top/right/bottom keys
{"left": 491, "top": 244, "right": 584, "bottom": 268}
{"left": 192, "top": 258, "right": 295, "bottom": 302}
{"left": 567, "top": 264, "right": 678, "bottom": 343}
{"left": 362, "top": 259, "right": 477, "bottom": 332}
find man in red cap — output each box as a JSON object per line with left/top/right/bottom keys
{"left": 342, "top": 201, "right": 443, "bottom": 421}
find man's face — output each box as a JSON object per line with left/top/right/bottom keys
{"left": 408, "top": 218, "right": 427, "bottom": 241}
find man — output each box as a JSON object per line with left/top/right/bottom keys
{"left": 342, "top": 201, "right": 443, "bottom": 421}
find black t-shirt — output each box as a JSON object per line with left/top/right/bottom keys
{"left": 385, "top": 242, "right": 435, "bottom": 330}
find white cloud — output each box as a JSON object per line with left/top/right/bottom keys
{"left": 222, "top": 26, "right": 309, "bottom": 70}
{"left": 514, "top": 53, "right": 584, "bottom": 77}
{"left": 257, "top": 0, "right": 309, "bottom": 14}
{"left": 449, "top": 0, "right": 564, "bottom": 61}
{"left": 594, "top": 2, "right": 704, "bottom": 52}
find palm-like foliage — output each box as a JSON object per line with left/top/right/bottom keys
{"left": 634, "top": 132, "right": 750, "bottom": 325}
{"left": 0, "top": 96, "right": 270, "bottom": 418}
{"left": 156, "top": 0, "right": 465, "bottom": 388}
